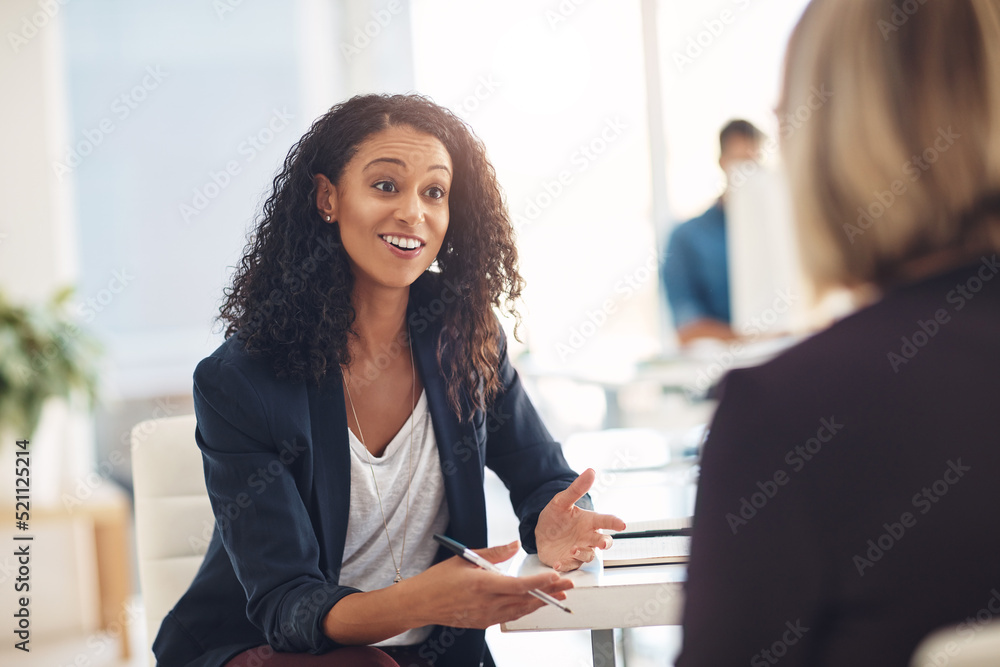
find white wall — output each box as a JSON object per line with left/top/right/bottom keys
{"left": 0, "top": 0, "right": 77, "bottom": 301}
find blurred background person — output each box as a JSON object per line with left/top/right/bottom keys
{"left": 661, "top": 120, "right": 763, "bottom": 346}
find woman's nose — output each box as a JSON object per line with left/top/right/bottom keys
{"left": 395, "top": 190, "right": 424, "bottom": 226}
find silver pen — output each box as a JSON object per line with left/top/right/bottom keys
{"left": 432, "top": 533, "right": 573, "bottom": 614}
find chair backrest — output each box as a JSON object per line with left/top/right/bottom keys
{"left": 131, "top": 413, "right": 214, "bottom": 667}
{"left": 910, "top": 620, "right": 1000, "bottom": 666}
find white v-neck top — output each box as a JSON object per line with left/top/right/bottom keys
{"left": 338, "top": 389, "right": 450, "bottom": 646}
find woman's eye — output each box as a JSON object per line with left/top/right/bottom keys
{"left": 425, "top": 186, "right": 445, "bottom": 199}
{"left": 373, "top": 181, "right": 396, "bottom": 193}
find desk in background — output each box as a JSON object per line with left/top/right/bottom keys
{"left": 517, "top": 336, "right": 798, "bottom": 428}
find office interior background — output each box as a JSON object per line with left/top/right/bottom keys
{"left": 0, "top": 0, "right": 817, "bottom": 665}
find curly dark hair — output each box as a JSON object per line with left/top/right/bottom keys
{"left": 216, "top": 93, "right": 524, "bottom": 420}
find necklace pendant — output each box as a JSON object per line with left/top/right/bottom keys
{"left": 393, "top": 571, "right": 402, "bottom": 584}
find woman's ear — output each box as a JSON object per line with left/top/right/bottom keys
{"left": 313, "top": 173, "right": 338, "bottom": 223}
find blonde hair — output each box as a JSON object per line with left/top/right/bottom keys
{"left": 779, "top": 0, "right": 1000, "bottom": 294}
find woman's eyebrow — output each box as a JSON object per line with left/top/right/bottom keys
{"left": 363, "top": 157, "right": 451, "bottom": 176}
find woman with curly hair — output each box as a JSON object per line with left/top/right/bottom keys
{"left": 153, "top": 93, "right": 624, "bottom": 667}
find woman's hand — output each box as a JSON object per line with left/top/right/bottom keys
{"left": 404, "top": 540, "right": 574, "bottom": 630}
{"left": 535, "top": 468, "right": 627, "bottom": 572}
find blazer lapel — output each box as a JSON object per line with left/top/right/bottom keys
{"left": 409, "top": 306, "right": 489, "bottom": 550}
{"left": 307, "top": 367, "right": 352, "bottom": 581}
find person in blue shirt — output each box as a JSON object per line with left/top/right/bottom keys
{"left": 662, "top": 120, "right": 763, "bottom": 345}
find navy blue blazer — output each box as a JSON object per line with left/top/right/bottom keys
{"left": 153, "top": 274, "right": 584, "bottom": 667}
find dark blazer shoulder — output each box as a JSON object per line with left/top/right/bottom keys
{"left": 198, "top": 331, "right": 281, "bottom": 382}
{"left": 193, "top": 332, "right": 314, "bottom": 454}
{"left": 724, "top": 259, "right": 998, "bottom": 399}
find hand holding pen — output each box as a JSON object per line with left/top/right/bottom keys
{"left": 434, "top": 534, "right": 574, "bottom": 613}
{"left": 325, "top": 536, "right": 574, "bottom": 643}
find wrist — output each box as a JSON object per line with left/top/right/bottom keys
{"left": 323, "top": 580, "right": 423, "bottom": 644}
{"left": 393, "top": 574, "right": 430, "bottom": 627}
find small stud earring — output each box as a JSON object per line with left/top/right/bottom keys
{"left": 325, "top": 215, "right": 331, "bottom": 222}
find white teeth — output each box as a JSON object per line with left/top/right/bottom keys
{"left": 382, "top": 235, "right": 420, "bottom": 250}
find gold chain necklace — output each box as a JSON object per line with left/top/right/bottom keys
{"left": 342, "top": 328, "right": 415, "bottom": 585}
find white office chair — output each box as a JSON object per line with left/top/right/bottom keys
{"left": 910, "top": 620, "right": 1000, "bottom": 666}
{"left": 131, "top": 413, "right": 214, "bottom": 667}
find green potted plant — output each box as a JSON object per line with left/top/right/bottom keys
{"left": 0, "top": 285, "right": 102, "bottom": 444}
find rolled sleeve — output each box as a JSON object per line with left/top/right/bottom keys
{"left": 193, "top": 355, "right": 361, "bottom": 654}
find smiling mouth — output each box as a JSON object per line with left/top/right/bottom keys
{"left": 380, "top": 234, "right": 425, "bottom": 251}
